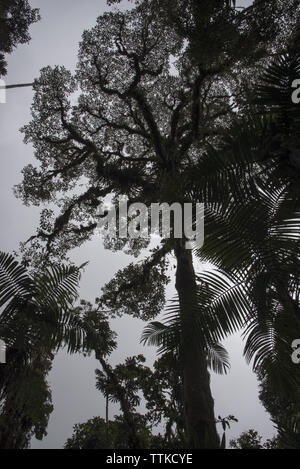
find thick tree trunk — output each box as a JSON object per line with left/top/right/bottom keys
{"left": 174, "top": 239, "right": 219, "bottom": 449}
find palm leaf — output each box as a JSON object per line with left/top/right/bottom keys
{"left": 0, "top": 252, "right": 95, "bottom": 357}
{"left": 33, "top": 264, "right": 81, "bottom": 311}
{"left": 207, "top": 343, "right": 230, "bottom": 375}
{"left": 0, "top": 251, "right": 31, "bottom": 308}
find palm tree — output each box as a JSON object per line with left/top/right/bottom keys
{"left": 0, "top": 251, "right": 112, "bottom": 448}
{"left": 193, "top": 49, "right": 300, "bottom": 382}
{"left": 0, "top": 251, "right": 89, "bottom": 356}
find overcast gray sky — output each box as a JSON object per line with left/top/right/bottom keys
{"left": 0, "top": 0, "right": 275, "bottom": 449}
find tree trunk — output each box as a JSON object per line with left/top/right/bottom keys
{"left": 174, "top": 239, "right": 219, "bottom": 449}
{"left": 105, "top": 395, "right": 109, "bottom": 448}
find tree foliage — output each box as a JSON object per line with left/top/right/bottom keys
{"left": 66, "top": 352, "right": 186, "bottom": 449}
{"left": 0, "top": 353, "right": 53, "bottom": 449}
{"left": 259, "top": 374, "right": 300, "bottom": 449}
{"left": 64, "top": 415, "right": 164, "bottom": 449}
{"left": 0, "top": 253, "right": 116, "bottom": 448}
{"left": 96, "top": 353, "right": 185, "bottom": 445}
{"left": 12, "top": 0, "right": 300, "bottom": 448}
{"left": 230, "top": 429, "right": 279, "bottom": 449}
{"left": 0, "top": 0, "right": 40, "bottom": 76}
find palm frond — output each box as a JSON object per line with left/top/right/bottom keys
{"left": 195, "top": 270, "right": 251, "bottom": 343}
{"left": 0, "top": 251, "right": 31, "bottom": 308}
{"left": 207, "top": 343, "right": 230, "bottom": 375}
{"left": 256, "top": 52, "right": 300, "bottom": 133}
{"left": 0, "top": 252, "right": 96, "bottom": 357}
{"left": 141, "top": 315, "right": 181, "bottom": 355}
{"left": 33, "top": 264, "right": 81, "bottom": 311}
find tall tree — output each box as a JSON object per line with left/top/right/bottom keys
{"left": 15, "top": 1, "right": 297, "bottom": 447}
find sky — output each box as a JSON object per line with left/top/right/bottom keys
{"left": 0, "top": 0, "right": 275, "bottom": 449}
